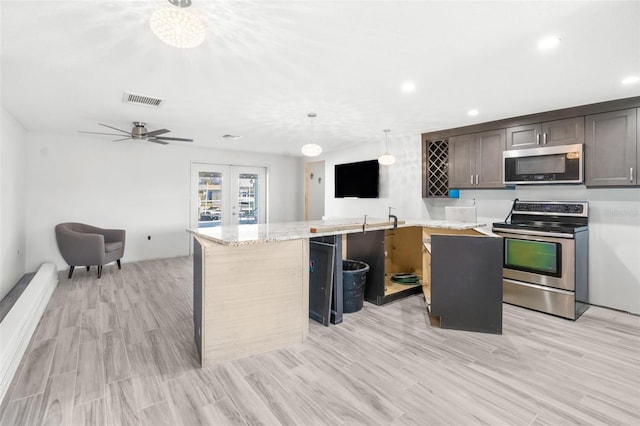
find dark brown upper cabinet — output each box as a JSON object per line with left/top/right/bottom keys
{"left": 585, "top": 108, "right": 637, "bottom": 187}
{"left": 448, "top": 129, "right": 505, "bottom": 189}
{"left": 506, "top": 117, "right": 585, "bottom": 150}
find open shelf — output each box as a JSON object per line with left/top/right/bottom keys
{"left": 383, "top": 274, "right": 422, "bottom": 297}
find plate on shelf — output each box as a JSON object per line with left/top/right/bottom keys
{"left": 390, "top": 273, "right": 419, "bottom": 285}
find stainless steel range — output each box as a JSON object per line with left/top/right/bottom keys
{"left": 492, "top": 200, "right": 589, "bottom": 320}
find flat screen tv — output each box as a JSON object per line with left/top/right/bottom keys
{"left": 334, "top": 159, "right": 379, "bottom": 198}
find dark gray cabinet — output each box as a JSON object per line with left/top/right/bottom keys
{"left": 506, "top": 117, "right": 584, "bottom": 150}
{"left": 448, "top": 134, "right": 475, "bottom": 189}
{"left": 430, "top": 234, "right": 503, "bottom": 334}
{"left": 448, "top": 129, "right": 505, "bottom": 189}
{"left": 585, "top": 108, "right": 637, "bottom": 186}
{"left": 309, "top": 236, "right": 344, "bottom": 325}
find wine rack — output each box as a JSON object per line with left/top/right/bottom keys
{"left": 426, "top": 139, "right": 449, "bottom": 197}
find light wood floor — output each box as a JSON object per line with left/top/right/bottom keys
{"left": 1, "top": 256, "right": 639, "bottom": 426}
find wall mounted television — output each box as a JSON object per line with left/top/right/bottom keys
{"left": 334, "top": 159, "right": 379, "bottom": 198}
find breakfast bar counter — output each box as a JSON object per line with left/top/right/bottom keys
{"left": 188, "top": 218, "right": 485, "bottom": 367}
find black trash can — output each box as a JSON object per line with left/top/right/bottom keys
{"left": 342, "top": 260, "right": 370, "bottom": 313}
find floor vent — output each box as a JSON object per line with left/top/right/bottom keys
{"left": 123, "top": 91, "right": 164, "bottom": 107}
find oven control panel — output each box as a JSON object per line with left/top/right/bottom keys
{"left": 513, "top": 201, "right": 588, "bottom": 217}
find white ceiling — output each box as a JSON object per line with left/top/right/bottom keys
{"left": 2, "top": 0, "right": 639, "bottom": 156}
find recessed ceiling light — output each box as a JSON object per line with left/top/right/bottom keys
{"left": 537, "top": 36, "right": 560, "bottom": 50}
{"left": 622, "top": 75, "right": 640, "bottom": 85}
{"left": 468, "top": 109, "right": 479, "bottom": 117}
{"left": 401, "top": 82, "right": 415, "bottom": 93}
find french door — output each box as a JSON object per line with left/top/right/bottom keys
{"left": 191, "top": 163, "right": 267, "bottom": 229}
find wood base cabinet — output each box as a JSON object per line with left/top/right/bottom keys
{"left": 346, "top": 228, "right": 425, "bottom": 306}
{"left": 192, "top": 237, "right": 309, "bottom": 366}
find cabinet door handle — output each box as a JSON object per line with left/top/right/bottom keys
{"left": 536, "top": 134, "right": 540, "bottom": 145}
{"left": 631, "top": 167, "right": 634, "bottom": 182}
{"left": 475, "top": 174, "right": 479, "bottom": 185}
{"left": 471, "top": 175, "right": 474, "bottom": 184}
{"left": 543, "top": 133, "right": 548, "bottom": 145}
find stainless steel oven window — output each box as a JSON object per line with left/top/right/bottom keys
{"left": 495, "top": 231, "right": 576, "bottom": 291}
{"left": 504, "top": 238, "right": 561, "bottom": 277}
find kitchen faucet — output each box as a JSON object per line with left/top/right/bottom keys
{"left": 388, "top": 207, "right": 398, "bottom": 229}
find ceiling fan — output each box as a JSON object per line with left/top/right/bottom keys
{"left": 79, "top": 121, "right": 193, "bottom": 145}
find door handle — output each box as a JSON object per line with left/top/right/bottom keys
{"left": 536, "top": 134, "right": 540, "bottom": 145}
{"left": 543, "top": 133, "right": 548, "bottom": 145}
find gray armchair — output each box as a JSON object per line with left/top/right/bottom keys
{"left": 55, "top": 223, "right": 126, "bottom": 279}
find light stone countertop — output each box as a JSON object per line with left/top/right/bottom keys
{"left": 188, "top": 218, "right": 486, "bottom": 246}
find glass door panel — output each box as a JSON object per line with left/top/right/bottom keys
{"left": 237, "top": 173, "right": 258, "bottom": 224}
{"left": 191, "top": 163, "right": 228, "bottom": 230}
{"left": 231, "top": 166, "right": 266, "bottom": 226}
{"left": 192, "top": 163, "right": 267, "bottom": 230}
{"left": 198, "top": 171, "right": 223, "bottom": 228}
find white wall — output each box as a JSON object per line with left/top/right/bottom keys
{"left": 0, "top": 107, "right": 27, "bottom": 301}
{"left": 319, "top": 135, "right": 640, "bottom": 314}
{"left": 24, "top": 132, "right": 302, "bottom": 272}
{"left": 320, "top": 134, "right": 424, "bottom": 220}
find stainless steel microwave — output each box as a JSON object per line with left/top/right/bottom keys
{"left": 503, "top": 144, "right": 583, "bottom": 185}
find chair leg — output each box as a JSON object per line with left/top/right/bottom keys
{"left": 97, "top": 265, "right": 103, "bottom": 279}
{"left": 68, "top": 266, "right": 75, "bottom": 279}
{"left": 86, "top": 266, "right": 90, "bottom": 271}
{"left": 117, "top": 259, "right": 122, "bottom": 270}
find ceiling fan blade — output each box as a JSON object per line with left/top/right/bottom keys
{"left": 153, "top": 136, "right": 194, "bottom": 142}
{"left": 148, "top": 139, "right": 170, "bottom": 145}
{"left": 79, "top": 131, "right": 129, "bottom": 136}
{"left": 146, "top": 128, "right": 170, "bottom": 137}
{"left": 98, "top": 123, "right": 131, "bottom": 134}
{"left": 113, "top": 137, "right": 133, "bottom": 142}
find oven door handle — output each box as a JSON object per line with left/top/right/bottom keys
{"left": 503, "top": 279, "right": 574, "bottom": 296}
{"left": 492, "top": 227, "right": 574, "bottom": 239}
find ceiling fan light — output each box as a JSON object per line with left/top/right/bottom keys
{"left": 150, "top": 7, "right": 205, "bottom": 48}
{"left": 378, "top": 153, "right": 395, "bottom": 165}
{"left": 301, "top": 143, "right": 323, "bottom": 157}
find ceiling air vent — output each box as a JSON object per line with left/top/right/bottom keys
{"left": 122, "top": 91, "right": 164, "bottom": 108}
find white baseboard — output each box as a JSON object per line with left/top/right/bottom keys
{"left": 0, "top": 263, "right": 58, "bottom": 404}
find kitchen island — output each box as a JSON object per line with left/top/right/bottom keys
{"left": 188, "top": 218, "right": 487, "bottom": 367}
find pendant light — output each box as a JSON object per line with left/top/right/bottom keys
{"left": 150, "top": 0, "right": 206, "bottom": 49}
{"left": 378, "top": 129, "right": 395, "bottom": 165}
{"left": 301, "top": 113, "right": 323, "bottom": 157}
